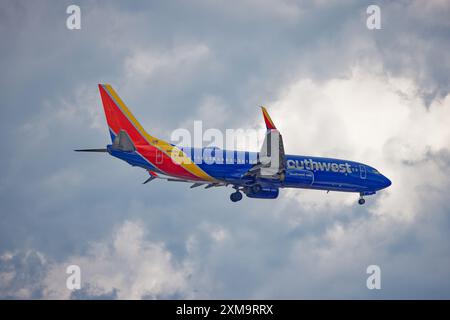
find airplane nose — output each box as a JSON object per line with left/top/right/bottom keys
{"left": 382, "top": 175, "right": 392, "bottom": 189}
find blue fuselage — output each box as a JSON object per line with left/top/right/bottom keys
{"left": 109, "top": 146, "right": 391, "bottom": 194}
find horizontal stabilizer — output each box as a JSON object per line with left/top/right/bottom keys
{"left": 143, "top": 176, "right": 156, "bottom": 184}
{"left": 74, "top": 148, "right": 108, "bottom": 152}
{"left": 190, "top": 183, "right": 205, "bottom": 188}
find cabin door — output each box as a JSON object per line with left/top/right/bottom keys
{"left": 359, "top": 165, "right": 366, "bottom": 179}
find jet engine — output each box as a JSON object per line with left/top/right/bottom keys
{"left": 244, "top": 186, "right": 279, "bottom": 199}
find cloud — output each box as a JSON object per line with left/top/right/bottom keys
{"left": 192, "top": 0, "right": 303, "bottom": 23}
{"left": 42, "top": 221, "right": 191, "bottom": 299}
{"left": 0, "top": 250, "right": 47, "bottom": 299}
{"left": 0, "top": 221, "right": 192, "bottom": 299}
{"left": 124, "top": 44, "right": 212, "bottom": 81}
{"left": 1, "top": 0, "right": 450, "bottom": 300}
{"left": 268, "top": 66, "right": 450, "bottom": 219}
{"left": 0, "top": 220, "right": 237, "bottom": 299}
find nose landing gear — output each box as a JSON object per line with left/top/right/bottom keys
{"left": 358, "top": 193, "right": 366, "bottom": 205}
{"left": 357, "top": 191, "right": 376, "bottom": 205}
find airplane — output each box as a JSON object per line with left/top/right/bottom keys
{"left": 76, "top": 84, "right": 391, "bottom": 205}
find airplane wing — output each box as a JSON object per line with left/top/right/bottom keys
{"left": 143, "top": 170, "right": 228, "bottom": 189}
{"left": 245, "top": 107, "right": 286, "bottom": 181}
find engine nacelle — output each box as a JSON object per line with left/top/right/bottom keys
{"left": 244, "top": 186, "right": 279, "bottom": 199}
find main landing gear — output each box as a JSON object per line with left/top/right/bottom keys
{"left": 230, "top": 191, "right": 243, "bottom": 202}
{"left": 230, "top": 186, "right": 243, "bottom": 202}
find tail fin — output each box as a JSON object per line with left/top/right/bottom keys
{"left": 98, "top": 84, "right": 155, "bottom": 146}
{"left": 97, "top": 84, "right": 216, "bottom": 182}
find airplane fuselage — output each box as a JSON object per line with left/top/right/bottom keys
{"left": 108, "top": 145, "right": 391, "bottom": 195}
{"left": 77, "top": 84, "right": 391, "bottom": 204}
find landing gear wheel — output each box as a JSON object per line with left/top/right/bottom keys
{"left": 230, "top": 191, "right": 243, "bottom": 202}
{"left": 358, "top": 198, "right": 366, "bottom": 205}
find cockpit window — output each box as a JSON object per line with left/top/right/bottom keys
{"left": 372, "top": 169, "right": 381, "bottom": 175}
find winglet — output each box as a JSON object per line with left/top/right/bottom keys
{"left": 260, "top": 106, "right": 277, "bottom": 130}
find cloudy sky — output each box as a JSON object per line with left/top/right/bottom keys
{"left": 1, "top": 0, "right": 450, "bottom": 299}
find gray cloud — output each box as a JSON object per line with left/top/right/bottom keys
{"left": 1, "top": 0, "right": 450, "bottom": 299}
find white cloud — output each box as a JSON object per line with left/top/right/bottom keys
{"left": 265, "top": 67, "right": 450, "bottom": 220}
{"left": 0, "top": 250, "right": 47, "bottom": 299}
{"left": 176, "top": 94, "right": 231, "bottom": 132}
{"left": 2, "top": 0, "right": 450, "bottom": 300}
{"left": 124, "top": 44, "right": 211, "bottom": 81}
{"left": 0, "top": 220, "right": 234, "bottom": 299}
{"left": 19, "top": 84, "right": 103, "bottom": 145}
{"left": 200, "top": 222, "right": 230, "bottom": 243}
{"left": 42, "top": 221, "right": 191, "bottom": 299}
{"left": 193, "top": 0, "right": 303, "bottom": 22}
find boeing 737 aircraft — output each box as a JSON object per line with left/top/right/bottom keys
{"left": 76, "top": 84, "right": 391, "bottom": 204}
